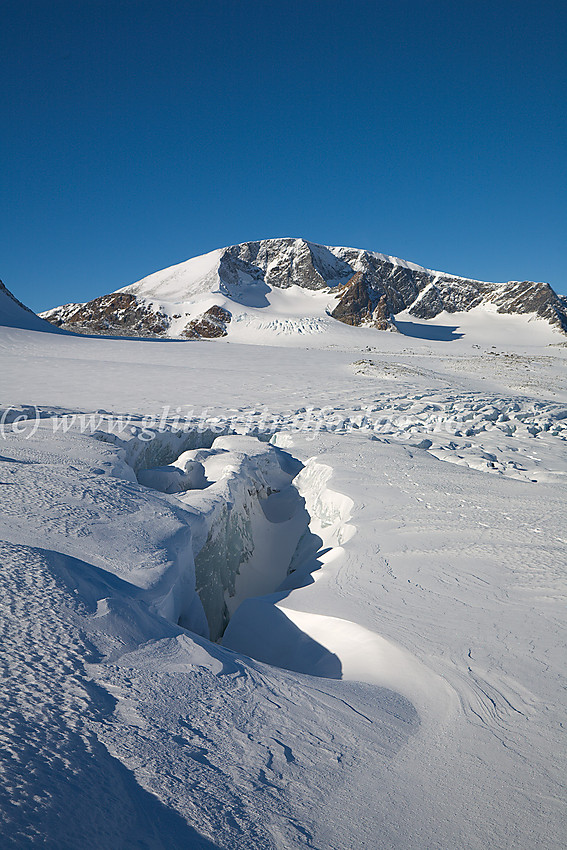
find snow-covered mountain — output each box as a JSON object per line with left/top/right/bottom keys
{"left": 40, "top": 238, "right": 567, "bottom": 339}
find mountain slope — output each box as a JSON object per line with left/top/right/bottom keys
{"left": 0, "top": 280, "right": 64, "bottom": 333}
{"left": 40, "top": 238, "right": 567, "bottom": 339}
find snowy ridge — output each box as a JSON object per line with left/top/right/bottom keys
{"left": 0, "top": 280, "right": 64, "bottom": 333}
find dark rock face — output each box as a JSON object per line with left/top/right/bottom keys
{"left": 490, "top": 281, "right": 567, "bottom": 332}
{"left": 408, "top": 276, "right": 567, "bottom": 332}
{"left": 331, "top": 273, "right": 397, "bottom": 330}
{"left": 409, "top": 279, "right": 484, "bottom": 318}
{"left": 373, "top": 294, "right": 397, "bottom": 331}
{"left": 331, "top": 273, "right": 370, "bottom": 325}
{"left": 331, "top": 249, "right": 428, "bottom": 313}
{"left": 220, "top": 239, "right": 353, "bottom": 291}
{"left": 329, "top": 250, "right": 567, "bottom": 334}
{"left": 183, "top": 305, "right": 232, "bottom": 339}
{"left": 408, "top": 284, "right": 446, "bottom": 319}
{"left": 43, "top": 292, "right": 170, "bottom": 337}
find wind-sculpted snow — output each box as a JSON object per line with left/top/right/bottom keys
{"left": 224, "top": 453, "right": 455, "bottom": 723}
{"left": 1, "top": 315, "right": 566, "bottom": 848}
{"left": 0, "top": 539, "right": 418, "bottom": 849}
{"left": 89, "top": 428, "right": 307, "bottom": 640}
{"left": 0, "top": 425, "right": 422, "bottom": 848}
{"left": 94, "top": 636, "right": 418, "bottom": 850}
{"left": 0, "top": 542, "right": 219, "bottom": 850}
{"left": 0, "top": 424, "right": 209, "bottom": 637}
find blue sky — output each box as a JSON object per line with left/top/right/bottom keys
{"left": 1, "top": 0, "right": 566, "bottom": 312}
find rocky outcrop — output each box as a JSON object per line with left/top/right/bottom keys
{"left": 409, "top": 279, "right": 483, "bottom": 318}
{"left": 182, "top": 305, "right": 232, "bottom": 339}
{"left": 331, "top": 273, "right": 397, "bottom": 331}
{"left": 220, "top": 239, "right": 354, "bottom": 291}
{"left": 489, "top": 280, "right": 567, "bottom": 332}
{"left": 330, "top": 255, "right": 567, "bottom": 334}
{"left": 41, "top": 292, "right": 170, "bottom": 336}
{"left": 409, "top": 276, "right": 567, "bottom": 332}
